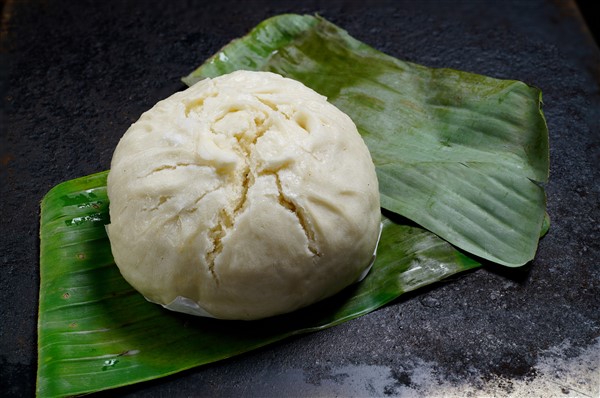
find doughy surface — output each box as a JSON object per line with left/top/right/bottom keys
{"left": 107, "top": 71, "right": 380, "bottom": 320}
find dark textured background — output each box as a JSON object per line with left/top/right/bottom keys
{"left": 1, "top": 0, "right": 599, "bottom": 396}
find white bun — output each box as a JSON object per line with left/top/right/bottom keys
{"left": 107, "top": 71, "right": 380, "bottom": 320}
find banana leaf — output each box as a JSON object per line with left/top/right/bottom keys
{"left": 38, "top": 13, "right": 549, "bottom": 397}
{"left": 183, "top": 14, "right": 549, "bottom": 267}
{"left": 38, "top": 171, "right": 480, "bottom": 397}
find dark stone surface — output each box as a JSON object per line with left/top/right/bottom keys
{"left": 1, "top": 0, "right": 598, "bottom": 396}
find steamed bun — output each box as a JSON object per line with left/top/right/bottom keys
{"left": 106, "top": 71, "right": 380, "bottom": 320}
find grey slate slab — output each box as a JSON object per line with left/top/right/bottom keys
{"left": 1, "top": 0, "right": 598, "bottom": 396}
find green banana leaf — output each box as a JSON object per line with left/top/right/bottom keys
{"left": 38, "top": 13, "right": 549, "bottom": 397}
{"left": 38, "top": 171, "right": 480, "bottom": 397}
{"left": 184, "top": 14, "right": 549, "bottom": 267}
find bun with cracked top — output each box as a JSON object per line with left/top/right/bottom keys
{"left": 106, "top": 70, "right": 381, "bottom": 320}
